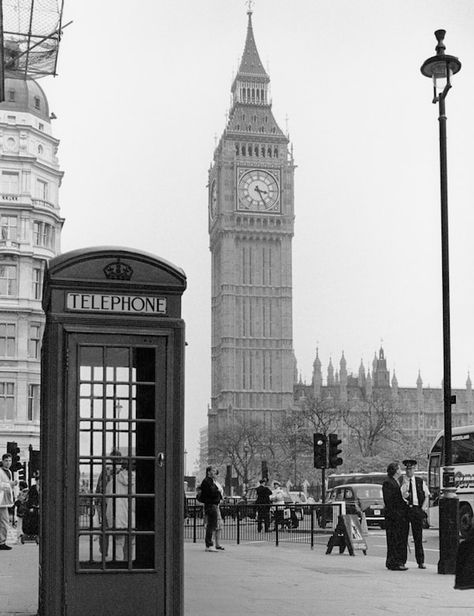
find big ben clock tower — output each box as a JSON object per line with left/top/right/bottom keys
{"left": 208, "top": 8, "right": 296, "bottom": 455}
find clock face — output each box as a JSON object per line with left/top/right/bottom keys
{"left": 210, "top": 180, "right": 217, "bottom": 219}
{"left": 237, "top": 169, "right": 280, "bottom": 213}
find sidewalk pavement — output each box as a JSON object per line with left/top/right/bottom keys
{"left": 1, "top": 538, "right": 473, "bottom": 616}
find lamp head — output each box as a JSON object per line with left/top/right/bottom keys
{"left": 421, "top": 29, "right": 461, "bottom": 102}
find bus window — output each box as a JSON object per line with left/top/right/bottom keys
{"left": 452, "top": 434, "right": 474, "bottom": 464}
{"left": 432, "top": 436, "right": 444, "bottom": 454}
{"left": 428, "top": 452, "right": 441, "bottom": 507}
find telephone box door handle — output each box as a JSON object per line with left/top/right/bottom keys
{"left": 157, "top": 452, "right": 165, "bottom": 467}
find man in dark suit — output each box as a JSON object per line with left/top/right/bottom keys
{"left": 400, "top": 459, "right": 430, "bottom": 569}
{"left": 382, "top": 462, "right": 409, "bottom": 570}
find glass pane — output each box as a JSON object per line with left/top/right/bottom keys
{"left": 80, "top": 366, "right": 91, "bottom": 380}
{"left": 136, "top": 385, "right": 155, "bottom": 420}
{"left": 93, "top": 384, "right": 103, "bottom": 397}
{"left": 106, "top": 534, "right": 135, "bottom": 565}
{"left": 134, "top": 347, "right": 155, "bottom": 382}
{"left": 136, "top": 422, "right": 155, "bottom": 456}
{"left": 80, "top": 398, "right": 91, "bottom": 418}
{"left": 116, "top": 384, "right": 128, "bottom": 398}
{"left": 92, "top": 398, "right": 102, "bottom": 418}
{"left": 133, "top": 536, "right": 154, "bottom": 569}
{"left": 78, "top": 534, "right": 101, "bottom": 566}
{"left": 106, "top": 497, "right": 132, "bottom": 530}
{"left": 80, "top": 383, "right": 91, "bottom": 397}
{"left": 106, "top": 347, "right": 129, "bottom": 369}
{"left": 80, "top": 346, "right": 103, "bottom": 368}
{"left": 92, "top": 425, "right": 103, "bottom": 456}
{"left": 135, "top": 461, "right": 154, "bottom": 494}
{"left": 78, "top": 496, "right": 95, "bottom": 530}
{"left": 135, "top": 497, "right": 154, "bottom": 530}
{"left": 92, "top": 366, "right": 103, "bottom": 381}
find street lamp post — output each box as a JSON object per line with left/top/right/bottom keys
{"left": 421, "top": 29, "right": 461, "bottom": 575}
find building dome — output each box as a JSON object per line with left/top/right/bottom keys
{"left": 0, "top": 72, "right": 50, "bottom": 121}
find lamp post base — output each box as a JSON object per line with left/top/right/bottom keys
{"left": 438, "top": 494, "right": 459, "bottom": 574}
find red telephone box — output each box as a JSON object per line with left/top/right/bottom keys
{"left": 39, "top": 247, "right": 186, "bottom": 616}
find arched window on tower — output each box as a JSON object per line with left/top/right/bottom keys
{"left": 252, "top": 88, "right": 255, "bottom": 101}
{"left": 247, "top": 87, "right": 250, "bottom": 100}
{"left": 242, "top": 145, "right": 246, "bottom": 156}
{"left": 236, "top": 144, "right": 240, "bottom": 156}
{"left": 268, "top": 147, "right": 272, "bottom": 158}
{"left": 274, "top": 147, "right": 278, "bottom": 158}
{"left": 254, "top": 146, "right": 258, "bottom": 156}
{"left": 261, "top": 146, "right": 265, "bottom": 157}
{"left": 256, "top": 90, "right": 260, "bottom": 102}
{"left": 248, "top": 144, "right": 252, "bottom": 156}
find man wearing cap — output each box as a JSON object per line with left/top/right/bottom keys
{"left": 401, "top": 459, "right": 430, "bottom": 569}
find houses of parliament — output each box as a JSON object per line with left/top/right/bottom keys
{"left": 206, "top": 8, "right": 471, "bottom": 458}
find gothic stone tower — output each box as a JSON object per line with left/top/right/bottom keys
{"left": 208, "top": 10, "right": 295, "bottom": 455}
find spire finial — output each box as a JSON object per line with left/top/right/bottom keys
{"left": 246, "top": 0, "right": 254, "bottom": 15}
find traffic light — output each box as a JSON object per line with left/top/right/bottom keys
{"left": 313, "top": 433, "right": 327, "bottom": 468}
{"left": 261, "top": 460, "right": 269, "bottom": 481}
{"left": 328, "top": 433, "right": 343, "bottom": 468}
{"left": 7, "top": 441, "right": 21, "bottom": 471}
{"left": 17, "top": 462, "right": 26, "bottom": 483}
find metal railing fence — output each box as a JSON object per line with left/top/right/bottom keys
{"left": 184, "top": 503, "right": 343, "bottom": 548}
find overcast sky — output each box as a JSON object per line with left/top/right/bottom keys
{"left": 41, "top": 0, "right": 474, "bottom": 469}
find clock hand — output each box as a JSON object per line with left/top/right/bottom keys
{"left": 255, "top": 185, "right": 268, "bottom": 199}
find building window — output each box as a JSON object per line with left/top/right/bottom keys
{"left": 33, "top": 266, "right": 42, "bottom": 299}
{"left": 0, "top": 215, "right": 17, "bottom": 241}
{"left": 36, "top": 179, "right": 48, "bottom": 201}
{"left": 0, "top": 264, "right": 17, "bottom": 295}
{"left": 34, "top": 96, "right": 41, "bottom": 110}
{"left": 28, "top": 323, "right": 41, "bottom": 358}
{"left": 8, "top": 90, "right": 15, "bottom": 102}
{"left": 1, "top": 171, "right": 19, "bottom": 194}
{"left": 28, "top": 384, "right": 40, "bottom": 421}
{"left": 0, "top": 382, "right": 15, "bottom": 421}
{"left": 0, "top": 323, "right": 15, "bottom": 357}
{"left": 7, "top": 115, "right": 16, "bottom": 123}
{"left": 33, "top": 221, "right": 55, "bottom": 248}
{"left": 38, "top": 122, "right": 44, "bottom": 131}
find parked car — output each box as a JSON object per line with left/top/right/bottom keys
{"left": 317, "top": 483, "right": 385, "bottom": 529}
{"left": 287, "top": 491, "right": 309, "bottom": 518}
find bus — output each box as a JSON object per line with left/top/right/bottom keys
{"left": 428, "top": 424, "right": 474, "bottom": 535}
{"left": 327, "top": 472, "right": 386, "bottom": 490}
{"left": 327, "top": 470, "right": 428, "bottom": 491}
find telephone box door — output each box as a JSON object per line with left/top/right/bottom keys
{"left": 64, "top": 331, "right": 169, "bottom": 615}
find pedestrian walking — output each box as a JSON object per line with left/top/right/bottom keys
{"left": 199, "top": 466, "right": 224, "bottom": 552}
{"left": 400, "top": 459, "right": 430, "bottom": 569}
{"left": 382, "top": 461, "right": 408, "bottom": 570}
{"left": 0, "top": 453, "right": 18, "bottom": 550}
{"left": 256, "top": 478, "right": 272, "bottom": 532}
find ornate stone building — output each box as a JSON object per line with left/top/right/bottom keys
{"left": 207, "top": 9, "right": 296, "bottom": 455}
{"left": 0, "top": 73, "right": 63, "bottom": 461}
{"left": 294, "top": 346, "right": 474, "bottom": 446}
